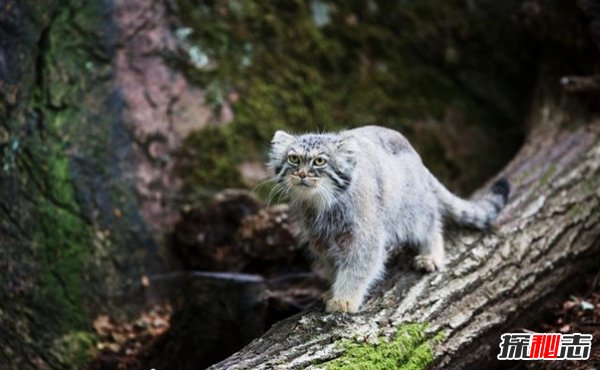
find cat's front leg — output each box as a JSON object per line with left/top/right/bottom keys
{"left": 318, "top": 256, "right": 335, "bottom": 303}
{"left": 307, "top": 240, "right": 335, "bottom": 303}
{"left": 325, "top": 236, "right": 386, "bottom": 313}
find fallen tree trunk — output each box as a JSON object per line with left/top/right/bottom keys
{"left": 207, "top": 83, "right": 600, "bottom": 369}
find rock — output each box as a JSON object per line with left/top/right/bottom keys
{"left": 135, "top": 272, "right": 268, "bottom": 370}
{"left": 173, "top": 189, "right": 261, "bottom": 271}
{"left": 172, "top": 190, "right": 309, "bottom": 276}
{"left": 235, "top": 204, "right": 308, "bottom": 276}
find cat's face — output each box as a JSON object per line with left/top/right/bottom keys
{"left": 269, "top": 131, "right": 357, "bottom": 208}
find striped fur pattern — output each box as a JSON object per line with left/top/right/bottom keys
{"left": 269, "top": 125, "right": 510, "bottom": 313}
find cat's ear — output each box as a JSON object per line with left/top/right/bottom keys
{"left": 336, "top": 136, "right": 359, "bottom": 157}
{"left": 269, "top": 130, "right": 295, "bottom": 161}
{"left": 272, "top": 130, "right": 295, "bottom": 146}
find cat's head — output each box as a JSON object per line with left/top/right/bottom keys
{"left": 268, "top": 130, "right": 358, "bottom": 208}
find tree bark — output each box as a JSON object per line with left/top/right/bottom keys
{"left": 0, "top": 1, "right": 206, "bottom": 368}
{"left": 207, "top": 83, "right": 600, "bottom": 370}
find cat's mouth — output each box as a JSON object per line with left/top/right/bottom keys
{"left": 290, "top": 176, "right": 318, "bottom": 188}
{"left": 299, "top": 178, "right": 312, "bottom": 187}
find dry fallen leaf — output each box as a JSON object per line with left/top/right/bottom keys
{"left": 141, "top": 275, "right": 150, "bottom": 287}
{"left": 93, "top": 315, "right": 113, "bottom": 337}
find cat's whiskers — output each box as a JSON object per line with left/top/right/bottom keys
{"left": 266, "top": 181, "right": 286, "bottom": 207}
{"left": 314, "top": 181, "right": 334, "bottom": 210}
{"left": 275, "top": 183, "right": 291, "bottom": 205}
{"left": 250, "top": 176, "right": 275, "bottom": 195}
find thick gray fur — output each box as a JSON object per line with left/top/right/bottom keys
{"left": 269, "top": 125, "right": 510, "bottom": 313}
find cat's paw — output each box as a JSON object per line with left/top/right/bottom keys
{"left": 414, "top": 254, "right": 444, "bottom": 272}
{"left": 325, "top": 297, "right": 360, "bottom": 313}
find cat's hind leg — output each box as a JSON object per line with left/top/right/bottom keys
{"left": 413, "top": 222, "right": 445, "bottom": 272}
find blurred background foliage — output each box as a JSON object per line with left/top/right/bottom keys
{"left": 171, "top": 0, "right": 537, "bottom": 194}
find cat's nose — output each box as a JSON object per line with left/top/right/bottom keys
{"left": 296, "top": 170, "right": 309, "bottom": 178}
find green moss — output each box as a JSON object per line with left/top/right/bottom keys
{"left": 568, "top": 203, "right": 584, "bottom": 216}
{"left": 24, "top": 1, "right": 100, "bottom": 335}
{"left": 513, "top": 168, "right": 535, "bottom": 187}
{"left": 178, "top": 125, "right": 243, "bottom": 191}
{"left": 34, "top": 161, "right": 90, "bottom": 329}
{"left": 173, "top": 0, "right": 533, "bottom": 193}
{"left": 51, "top": 331, "right": 97, "bottom": 368}
{"left": 539, "top": 164, "right": 557, "bottom": 186}
{"left": 325, "top": 323, "right": 444, "bottom": 370}
{"left": 19, "top": 1, "right": 112, "bottom": 366}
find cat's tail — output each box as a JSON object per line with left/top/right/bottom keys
{"left": 431, "top": 175, "right": 511, "bottom": 230}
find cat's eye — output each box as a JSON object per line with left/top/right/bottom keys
{"left": 287, "top": 154, "right": 300, "bottom": 165}
{"left": 313, "top": 157, "right": 327, "bottom": 166}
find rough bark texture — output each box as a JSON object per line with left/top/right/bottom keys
{"left": 207, "top": 113, "right": 600, "bottom": 370}
{"left": 113, "top": 0, "right": 223, "bottom": 229}
{"left": 0, "top": 1, "right": 212, "bottom": 368}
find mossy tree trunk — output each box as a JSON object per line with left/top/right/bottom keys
{"left": 0, "top": 1, "right": 177, "bottom": 368}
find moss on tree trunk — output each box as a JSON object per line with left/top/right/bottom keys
{"left": 0, "top": 1, "right": 167, "bottom": 368}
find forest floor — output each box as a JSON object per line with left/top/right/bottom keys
{"left": 86, "top": 305, "right": 173, "bottom": 370}
{"left": 503, "top": 270, "right": 600, "bottom": 370}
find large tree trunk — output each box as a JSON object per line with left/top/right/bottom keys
{"left": 207, "top": 76, "right": 600, "bottom": 370}
{"left": 0, "top": 1, "right": 214, "bottom": 368}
